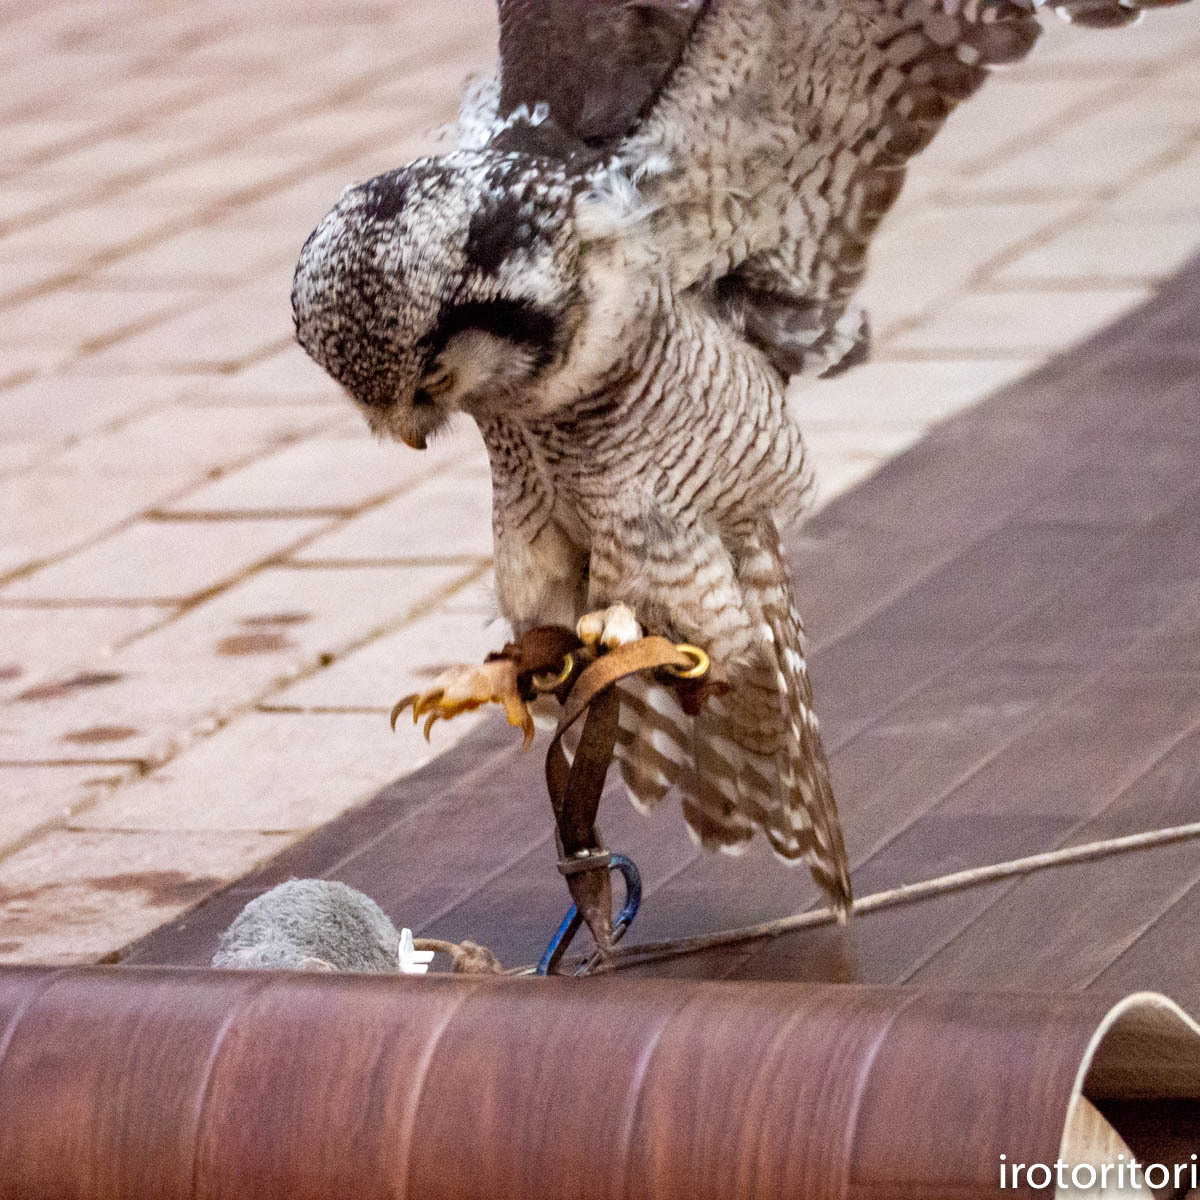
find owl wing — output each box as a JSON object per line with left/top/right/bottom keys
{"left": 611, "top": 0, "right": 1042, "bottom": 379}
{"left": 542, "top": 0, "right": 1182, "bottom": 379}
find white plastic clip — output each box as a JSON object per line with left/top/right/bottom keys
{"left": 398, "top": 928, "right": 436, "bottom": 975}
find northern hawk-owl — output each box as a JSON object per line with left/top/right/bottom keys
{"left": 292, "top": 0, "right": 1184, "bottom": 915}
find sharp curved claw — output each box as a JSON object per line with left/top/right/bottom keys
{"left": 390, "top": 694, "right": 417, "bottom": 732}
{"left": 391, "top": 660, "right": 530, "bottom": 747}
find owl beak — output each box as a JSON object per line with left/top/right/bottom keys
{"left": 401, "top": 431, "right": 428, "bottom": 451}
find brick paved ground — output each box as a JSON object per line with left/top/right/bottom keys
{"left": 1, "top": 0, "right": 1198, "bottom": 963}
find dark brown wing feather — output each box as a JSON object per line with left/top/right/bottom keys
{"left": 496, "top": 0, "right": 708, "bottom": 152}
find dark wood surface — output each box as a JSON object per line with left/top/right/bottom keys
{"left": 125, "top": 257, "right": 1200, "bottom": 1015}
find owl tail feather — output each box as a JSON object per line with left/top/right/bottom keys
{"left": 614, "top": 676, "right": 758, "bottom": 852}
{"left": 614, "top": 675, "right": 685, "bottom": 813}
{"left": 612, "top": 646, "right": 853, "bottom": 919}
{"left": 609, "top": 518, "right": 852, "bottom": 918}
{"left": 762, "top": 596, "right": 853, "bottom": 920}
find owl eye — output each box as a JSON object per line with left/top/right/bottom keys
{"left": 421, "top": 367, "right": 456, "bottom": 398}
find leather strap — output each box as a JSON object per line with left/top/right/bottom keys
{"left": 493, "top": 629, "right": 704, "bottom": 954}
{"left": 542, "top": 638, "right": 698, "bottom": 951}
{"left": 547, "top": 637, "right": 697, "bottom": 839}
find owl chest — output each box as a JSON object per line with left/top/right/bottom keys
{"left": 486, "top": 416, "right": 638, "bottom": 530}
{"left": 496, "top": 449, "right": 615, "bottom": 550}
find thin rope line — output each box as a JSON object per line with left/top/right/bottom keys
{"left": 510, "top": 820, "right": 1200, "bottom": 976}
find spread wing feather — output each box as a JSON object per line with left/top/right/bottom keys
{"left": 494, "top": 0, "right": 708, "bottom": 154}
{"left": 495, "top": 0, "right": 1180, "bottom": 379}
{"left": 615, "top": 0, "right": 1044, "bottom": 376}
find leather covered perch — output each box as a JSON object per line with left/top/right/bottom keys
{"left": 1, "top": 967, "right": 1198, "bottom": 1198}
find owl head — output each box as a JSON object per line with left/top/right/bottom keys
{"left": 291, "top": 150, "right": 584, "bottom": 449}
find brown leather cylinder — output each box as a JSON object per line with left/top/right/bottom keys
{"left": 0, "top": 966, "right": 1195, "bottom": 1199}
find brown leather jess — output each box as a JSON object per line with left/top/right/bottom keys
{"left": 492, "top": 626, "right": 712, "bottom": 952}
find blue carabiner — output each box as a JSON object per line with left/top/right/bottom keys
{"left": 536, "top": 853, "right": 642, "bottom": 976}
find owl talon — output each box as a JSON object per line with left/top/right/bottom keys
{"left": 577, "top": 603, "right": 642, "bottom": 651}
{"left": 391, "top": 659, "right": 534, "bottom": 748}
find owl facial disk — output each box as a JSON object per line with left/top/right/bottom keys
{"left": 381, "top": 375, "right": 450, "bottom": 451}
{"left": 291, "top": 151, "right": 580, "bottom": 448}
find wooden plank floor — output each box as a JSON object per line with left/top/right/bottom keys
{"left": 126, "top": 258, "right": 1200, "bottom": 1014}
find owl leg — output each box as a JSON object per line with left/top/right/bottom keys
{"left": 392, "top": 659, "right": 534, "bottom": 747}
{"left": 577, "top": 602, "right": 642, "bottom": 650}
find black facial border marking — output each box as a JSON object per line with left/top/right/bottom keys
{"left": 427, "top": 298, "right": 559, "bottom": 369}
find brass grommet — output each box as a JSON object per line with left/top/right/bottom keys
{"left": 664, "top": 644, "right": 710, "bottom": 680}
{"left": 532, "top": 652, "right": 575, "bottom": 693}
